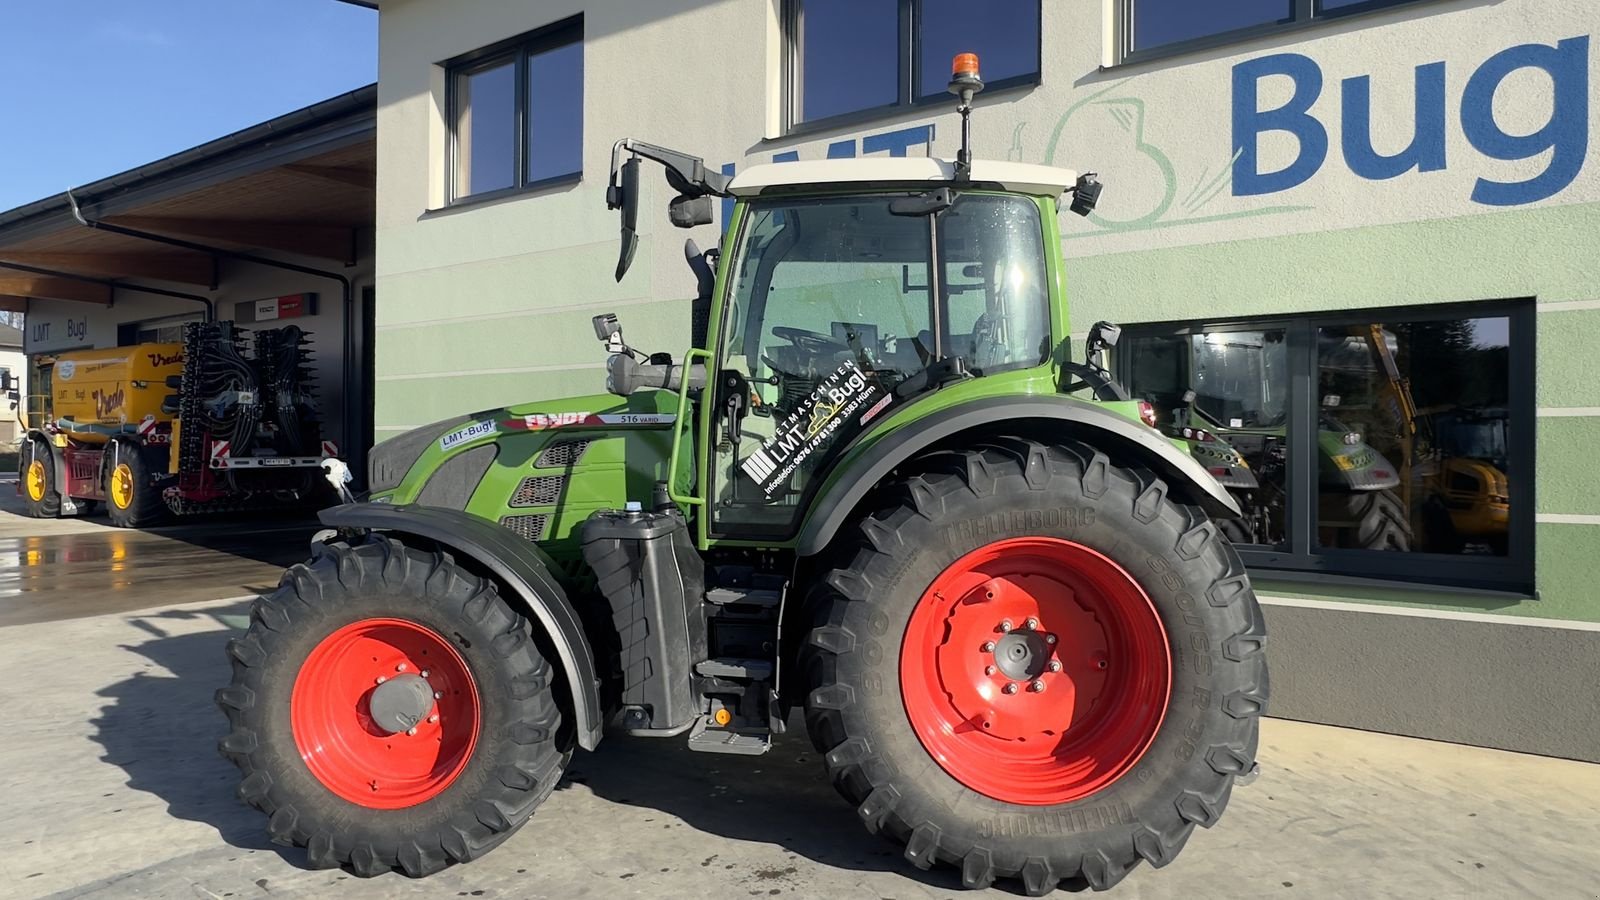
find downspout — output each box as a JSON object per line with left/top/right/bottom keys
{"left": 0, "top": 259, "right": 215, "bottom": 321}
{"left": 67, "top": 190, "right": 362, "bottom": 485}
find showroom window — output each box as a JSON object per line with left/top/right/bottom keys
{"left": 1119, "top": 301, "right": 1534, "bottom": 593}
{"left": 446, "top": 16, "right": 583, "bottom": 203}
{"left": 1121, "top": 0, "right": 1437, "bottom": 63}
{"left": 783, "top": 0, "right": 1040, "bottom": 131}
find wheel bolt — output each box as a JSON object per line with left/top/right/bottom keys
{"left": 406, "top": 727, "right": 417, "bottom": 736}
{"left": 985, "top": 665, "right": 996, "bottom": 676}
{"left": 1046, "top": 634, "right": 1057, "bottom": 645}
{"left": 428, "top": 714, "right": 438, "bottom": 724}
{"left": 1029, "top": 680, "right": 1045, "bottom": 693}
{"left": 1025, "top": 617, "right": 1040, "bottom": 631}
{"left": 1002, "top": 682, "right": 1019, "bottom": 695}
{"left": 396, "top": 662, "right": 408, "bottom": 673}
{"left": 981, "top": 641, "right": 995, "bottom": 652}
{"left": 999, "top": 619, "right": 1013, "bottom": 633}
{"left": 420, "top": 669, "right": 430, "bottom": 678}
{"left": 1097, "top": 660, "right": 1108, "bottom": 670}
{"left": 375, "top": 675, "right": 387, "bottom": 685}
{"left": 434, "top": 691, "right": 443, "bottom": 699}
{"left": 1048, "top": 660, "right": 1062, "bottom": 673}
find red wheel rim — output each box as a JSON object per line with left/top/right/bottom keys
{"left": 900, "top": 537, "right": 1171, "bottom": 806}
{"left": 291, "top": 617, "right": 480, "bottom": 809}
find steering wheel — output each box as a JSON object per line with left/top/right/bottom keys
{"left": 772, "top": 326, "right": 849, "bottom": 356}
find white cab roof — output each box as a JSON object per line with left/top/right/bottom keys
{"left": 726, "top": 157, "right": 1078, "bottom": 198}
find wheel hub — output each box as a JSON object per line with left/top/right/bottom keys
{"left": 26, "top": 460, "right": 46, "bottom": 502}
{"left": 901, "top": 537, "right": 1172, "bottom": 806}
{"left": 368, "top": 673, "right": 436, "bottom": 734}
{"left": 290, "top": 617, "right": 480, "bottom": 809}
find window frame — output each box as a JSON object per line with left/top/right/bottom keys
{"left": 1117, "top": 299, "right": 1536, "bottom": 594}
{"left": 1117, "top": 0, "right": 1442, "bottom": 67}
{"left": 444, "top": 15, "right": 583, "bottom": 207}
{"left": 780, "top": 0, "right": 1042, "bottom": 137}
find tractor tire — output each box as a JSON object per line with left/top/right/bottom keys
{"left": 1340, "top": 489, "right": 1412, "bottom": 552}
{"left": 1216, "top": 515, "right": 1253, "bottom": 546}
{"left": 105, "top": 449, "right": 169, "bottom": 528}
{"left": 21, "top": 437, "right": 61, "bottom": 518}
{"left": 216, "top": 536, "right": 571, "bottom": 877}
{"left": 801, "top": 438, "right": 1268, "bottom": 895}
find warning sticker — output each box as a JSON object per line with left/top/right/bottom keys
{"left": 438, "top": 420, "right": 497, "bottom": 452}
{"left": 740, "top": 360, "right": 881, "bottom": 497}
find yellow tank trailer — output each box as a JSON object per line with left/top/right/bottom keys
{"left": 19, "top": 321, "right": 335, "bottom": 527}
{"left": 49, "top": 344, "right": 185, "bottom": 442}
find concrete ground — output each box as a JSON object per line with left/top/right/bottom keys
{"left": 1, "top": 500, "right": 1598, "bottom": 899}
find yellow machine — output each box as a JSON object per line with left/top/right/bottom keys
{"left": 45, "top": 344, "right": 185, "bottom": 442}
{"left": 19, "top": 322, "right": 332, "bottom": 527}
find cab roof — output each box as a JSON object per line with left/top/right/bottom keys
{"left": 725, "top": 157, "right": 1078, "bottom": 198}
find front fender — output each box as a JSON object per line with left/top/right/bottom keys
{"left": 796, "top": 396, "right": 1241, "bottom": 556}
{"left": 319, "top": 503, "right": 606, "bottom": 751}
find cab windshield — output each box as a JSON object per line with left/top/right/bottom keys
{"left": 713, "top": 191, "right": 1051, "bottom": 534}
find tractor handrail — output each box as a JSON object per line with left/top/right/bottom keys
{"left": 667, "top": 348, "right": 711, "bottom": 507}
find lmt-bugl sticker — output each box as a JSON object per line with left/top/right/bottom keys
{"left": 438, "top": 420, "right": 497, "bottom": 452}
{"left": 740, "top": 360, "right": 881, "bottom": 497}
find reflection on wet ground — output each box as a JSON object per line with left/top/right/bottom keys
{"left": 0, "top": 518, "right": 315, "bottom": 627}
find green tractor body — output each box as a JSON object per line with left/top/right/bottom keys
{"left": 218, "top": 59, "right": 1268, "bottom": 894}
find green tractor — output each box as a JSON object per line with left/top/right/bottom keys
{"left": 217, "top": 56, "right": 1267, "bottom": 894}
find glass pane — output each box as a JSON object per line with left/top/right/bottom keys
{"left": 917, "top": 0, "right": 1040, "bottom": 99}
{"left": 1132, "top": 0, "right": 1292, "bottom": 52}
{"left": 453, "top": 59, "right": 516, "bottom": 198}
{"left": 1315, "top": 319, "right": 1510, "bottom": 556}
{"left": 798, "top": 0, "right": 898, "bottom": 123}
{"left": 527, "top": 40, "right": 583, "bottom": 183}
{"left": 938, "top": 195, "right": 1049, "bottom": 373}
{"left": 1124, "top": 330, "right": 1292, "bottom": 547}
{"left": 713, "top": 196, "right": 931, "bottom": 531}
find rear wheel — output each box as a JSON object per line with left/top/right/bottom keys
{"left": 216, "top": 536, "right": 571, "bottom": 877}
{"left": 802, "top": 439, "right": 1268, "bottom": 894}
{"left": 1332, "top": 489, "right": 1412, "bottom": 551}
{"left": 21, "top": 438, "right": 61, "bottom": 518}
{"left": 105, "top": 449, "right": 168, "bottom": 527}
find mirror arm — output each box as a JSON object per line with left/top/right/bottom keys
{"left": 608, "top": 138, "right": 732, "bottom": 203}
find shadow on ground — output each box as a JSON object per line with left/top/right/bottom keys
{"left": 88, "top": 602, "right": 990, "bottom": 893}
{"left": 88, "top": 601, "right": 305, "bottom": 869}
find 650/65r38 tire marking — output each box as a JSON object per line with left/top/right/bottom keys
{"left": 901, "top": 537, "right": 1171, "bottom": 806}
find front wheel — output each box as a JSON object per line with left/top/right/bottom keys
{"left": 21, "top": 438, "right": 61, "bottom": 518}
{"left": 216, "top": 536, "right": 571, "bottom": 877}
{"left": 802, "top": 439, "right": 1268, "bottom": 894}
{"left": 105, "top": 449, "right": 169, "bottom": 527}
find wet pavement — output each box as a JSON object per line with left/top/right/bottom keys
{"left": 0, "top": 474, "right": 314, "bottom": 627}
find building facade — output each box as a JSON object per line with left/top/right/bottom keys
{"left": 371, "top": 0, "right": 1600, "bottom": 759}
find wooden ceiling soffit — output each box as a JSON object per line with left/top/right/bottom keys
{"left": 0, "top": 295, "right": 29, "bottom": 313}
{"left": 0, "top": 250, "right": 215, "bottom": 287}
{"left": 0, "top": 275, "right": 111, "bottom": 305}
{"left": 101, "top": 215, "right": 357, "bottom": 265}
{"left": 283, "top": 163, "right": 376, "bottom": 190}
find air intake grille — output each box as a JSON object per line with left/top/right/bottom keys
{"left": 499, "top": 514, "right": 549, "bottom": 542}
{"left": 536, "top": 440, "right": 592, "bottom": 468}
{"left": 511, "top": 475, "right": 565, "bottom": 507}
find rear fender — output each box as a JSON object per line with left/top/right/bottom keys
{"left": 318, "top": 503, "right": 607, "bottom": 751}
{"left": 796, "top": 396, "right": 1241, "bottom": 556}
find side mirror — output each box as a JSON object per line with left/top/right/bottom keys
{"left": 1069, "top": 173, "right": 1102, "bottom": 217}
{"left": 669, "top": 194, "right": 714, "bottom": 228}
{"left": 1182, "top": 389, "right": 1197, "bottom": 404}
{"left": 611, "top": 156, "right": 641, "bottom": 281}
{"left": 593, "top": 313, "right": 621, "bottom": 342}
{"left": 1088, "top": 320, "right": 1121, "bottom": 348}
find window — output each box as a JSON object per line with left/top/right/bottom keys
{"left": 1122, "top": 0, "right": 1436, "bottom": 62}
{"left": 447, "top": 17, "right": 583, "bottom": 203}
{"left": 785, "top": 0, "right": 1040, "bottom": 131}
{"left": 713, "top": 192, "right": 1050, "bottom": 535}
{"left": 1120, "top": 302, "right": 1532, "bottom": 592}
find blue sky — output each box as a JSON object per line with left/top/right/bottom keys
{"left": 0, "top": 0, "right": 376, "bottom": 211}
